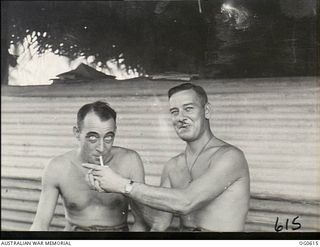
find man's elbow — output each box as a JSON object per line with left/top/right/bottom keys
{"left": 175, "top": 196, "right": 194, "bottom": 215}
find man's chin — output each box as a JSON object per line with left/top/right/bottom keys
{"left": 177, "top": 133, "right": 194, "bottom": 142}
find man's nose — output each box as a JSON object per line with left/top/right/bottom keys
{"left": 177, "top": 110, "right": 186, "bottom": 121}
{"left": 96, "top": 139, "right": 105, "bottom": 153}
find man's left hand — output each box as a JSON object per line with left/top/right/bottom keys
{"left": 82, "top": 163, "right": 129, "bottom": 193}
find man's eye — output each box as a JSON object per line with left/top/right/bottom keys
{"left": 185, "top": 107, "right": 193, "bottom": 112}
{"left": 170, "top": 110, "right": 178, "bottom": 116}
{"left": 104, "top": 136, "right": 113, "bottom": 143}
{"left": 87, "top": 136, "right": 98, "bottom": 142}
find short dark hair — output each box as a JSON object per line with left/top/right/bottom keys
{"left": 168, "top": 83, "right": 208, "bottom": 106}
{"left": 77, "top": 101, "right": 117, "bottom": 129}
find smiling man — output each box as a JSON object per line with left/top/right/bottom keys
{"left": 84, "top": 83, "right": 250, "bottom": 232}
{"left": 30, "top": 101, "right": 147, "bottom": 231}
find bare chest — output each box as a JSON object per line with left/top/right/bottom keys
{"left": 59, "top": 163, "right": 127, "bottom": 212}
{"left": 169, "top": 154, "right": 212, "bottom": 188}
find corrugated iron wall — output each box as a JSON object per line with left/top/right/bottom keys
{"left": 1, "top": 77, "right": 320, "bottom": 232}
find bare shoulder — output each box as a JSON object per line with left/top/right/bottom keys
{"left": 113, "top": 146, "right": 142, "bottom": 162}
{"left": 224, "top": 146, "right": 247, "bottom": 164}
{"left": 44, "top": 150, "right": 74, "bottom": 178}
{"left": 212, "top": 145, "right": 249, "bottom": 174}
{"left": 49, "top": 150, "right": 74, "bottom": 168}
{"left": 112, "top": 146, "right": 144, "bottom": 178}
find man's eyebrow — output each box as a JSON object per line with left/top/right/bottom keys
{"left": 104, "top": 131, "right": 115, "bottom": 137}
{"left": 85, "top": 131, "right": 99, "bottom": 136}
{"left": 183, "top": 103, "right": 195, "bottom": 107}
{"left": 169, "top": 107, "right": 178, "bottom": 111}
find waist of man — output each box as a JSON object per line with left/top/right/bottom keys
{"left": 67, "top": 222, "right": 129, "bottom": 232}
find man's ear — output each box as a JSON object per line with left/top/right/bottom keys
{"left": 204, "top": 102, "right": 211, "bottom": 119}
{"left": 73, "top": 126, "right": 80, "bottom": 140}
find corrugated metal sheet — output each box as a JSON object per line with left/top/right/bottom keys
{"left": 1, "top": 77, "right": 320, "bottom": 231}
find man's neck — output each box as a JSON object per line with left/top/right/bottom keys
{"left": 75, "top": 148, "right": 85, "bottom": 164}
{"left": 186, "top": 130, "right": 214, "bottom": 154}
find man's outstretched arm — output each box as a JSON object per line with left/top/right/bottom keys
{"left": 30, "top": 160, "right": 60, "bottom": 231}
{"left": 129, "top": 149, "right": 247, "bottom": 215}
{"left": 83, "top": 148, "right": 248, "bottom": 215}
{"left": 134, "top": 165, "right": 174, "bottom": 231}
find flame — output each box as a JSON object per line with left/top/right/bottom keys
{"left": 8, "top": 34, "right": 141, "bottom": 86}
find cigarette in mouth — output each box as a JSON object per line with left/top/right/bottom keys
{"left": 99, "top": 156, "right": 104, "bottom": 166}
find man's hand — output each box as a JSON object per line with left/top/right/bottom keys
{"left": 86, "top": 169, "right": 104, "bottom": 192}
{"left": 82, "top": 163, "right": 129, "bottom": 193}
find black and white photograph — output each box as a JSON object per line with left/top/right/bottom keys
{"left": 1, "top": 0, "right": 319, "bottom": 239}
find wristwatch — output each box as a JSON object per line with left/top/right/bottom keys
{"left": 124, "top": 180, "right": 134, "bottom": 194}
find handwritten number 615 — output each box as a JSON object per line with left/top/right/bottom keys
{"left": 274, "top": 216, "right": 301, "bottom": 232}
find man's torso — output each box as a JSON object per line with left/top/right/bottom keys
{"left": 53, "top": 147, "right": 133, "bottom": 229}
{"left": 167, "top": 141, "right": 250, "bottom": 232}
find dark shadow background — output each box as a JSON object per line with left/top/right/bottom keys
{"left": 1, "top": 0, "right": 319, "bottom": 83}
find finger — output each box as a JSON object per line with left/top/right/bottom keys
{"left": 82, "top": 163, "right": 102, "bottom": 171}
{"left": 94, "top": 179, "right": 104, "bottom": 192}
{"left": 88, "top": 173, "right": 96, "bottom": 189}
{"left": 86, "top": 169, "right": 95, "bottom": 188}
{"left": 93, "top": 176, "right": 105, "bottom": 191}
{"left": 91, "top": 166, "right": 110, "bottom": 177}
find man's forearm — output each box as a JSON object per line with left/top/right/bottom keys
{"left": 129, "top": 183, "right": 191, "bottom": 215}
{"left": 84, "top": 164, "right": 193, "bottom": 214}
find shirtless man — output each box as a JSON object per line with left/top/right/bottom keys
{"left": 83, "top": 83, "right": 250, "bottom": 232}
{"left": 30, "top": 101, "right": 147, "bottom": 231}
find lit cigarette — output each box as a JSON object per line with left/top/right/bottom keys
{"left": 99, "top": 156, "right": 104, "bottom": 166}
